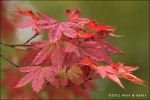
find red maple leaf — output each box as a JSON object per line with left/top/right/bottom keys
{"left": 68, "top": 39, "right": 122, "bottom": 64}
{"left": 31, "top": 41, "right": 66, "bottom": 73}
{"left": 15, "top": 5, "right": 42, "bottom": 35}
{"left": 63, "top": 39, "right": 123, "bottom": 65}
{"left": 30, "top": 42, "right": 52, "bottom": 66}
{"left": 58, "top": 66, "right": 84, "bottom": 87}
{"left": 12, "top": 6, "right": 145, "bottom": 95}
{"left": 84, "top": 58, "right": 144, "bottom": 88}
{"left": 87, "top": 21, "right": 122, "bottom": 38}
{"left": 76, "top": 30, "right": 94, "bottom": 39}
{"left": 51, "top": 44, "right": 66, "bottom": 73}
{"left": 96, "top": 39, "right": 124, "bottom": 54}
{"left": 15, "top": 66, "right": 59, "bottom": 93}
{"left": 78, "top": 41, "right": 103, "bottom": 62}
{"left": 64, "top": 52, "right": 78, "bottom": 68}
{"left": 36, "top": 12, "right": 82, "bottom": 43}
{"left": 66, "top": 8, "right": 90, "bottom": 26}
{"left": 16, "top": 6, "right": 82, "bottom": 39}
{"left": 15, "top": 5, "right": 39, "bottom": 20}
{"left": 88, "top": 21, "right": 110, "bottom": 32}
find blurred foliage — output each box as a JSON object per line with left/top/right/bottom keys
{"left": 1, "top": 1, "right": 149, "bottom": 99}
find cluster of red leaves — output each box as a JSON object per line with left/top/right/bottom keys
{"left": 14, "top": 5, "right": 144, "bottom": 93}
{"left": 1, "top": 49, "right": 96, "bottom": 99}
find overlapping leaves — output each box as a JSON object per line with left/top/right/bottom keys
{"left": 15, "top": 6, "right": 145, "bottom": 93}
{"left": 84, "top": 57, "right": 145, "bottom": 88}
{"left": 16, "top": 66, "right": 59, "bottom": 93}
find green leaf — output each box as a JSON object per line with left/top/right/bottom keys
{"left": 67, "top": 66, "right": 84, "bottom": 86}
{"left": 58, "top": 67, "right": 68, "bottom": 83}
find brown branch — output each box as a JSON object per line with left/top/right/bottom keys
{"left": 23, "top": 34, "right": 38, "bottom": 44}
{"left": 0, "top": 54, "right": 19, "bottom": 68}
{"left": 0, "top": 41, "right": 32, "bottom": 48}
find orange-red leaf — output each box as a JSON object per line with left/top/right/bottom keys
{"left": 15, "top": 5, "right": 39, "bottom": 20}
{"left": 88, "top": 21, "right": 110, "bottom": 31}
{"left": 96, "top": 63, "right": 144, "bottom": 88}
{"left": 66, "top": 9, "right": 90, "bottom": 26}
{"left": 76, "top": 30, "right": 94, "bottom": 39}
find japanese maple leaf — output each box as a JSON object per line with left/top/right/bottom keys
{"left": 103, "top": 63, "right": 144, "bottom": 87}
{"left": 86, "top": 38, "right": 124, "bottom": 65}
{"left": 94, "top": 65, "right": 125, "bottom": 88}
{"left": 111, "top": 63, "right": 145, "bottom": 85}
{"left": 96, "top": 39, "right": 124, "bottom": 54}
{"left": 73, "top": 40, "right": 116, "bottom": 64}
{"left": 64, "top": 52, "right": 78, "bottom": 68}
{"left": 18, "top": 20, "right": 40, "bottom": 34}
{"left": 16, "top": 7, "right": 83, "bottom": 43}
{"left": 64, "top": 40, "right": 112, "bottom": 64}
{"left": 51, "top": 44, "right": 66, "bottom": 73}
{"left": 84, "top": 61, "right": 123, "bottom": 88}
{"left": 31, "top": 41, "right": 66, "bottom": 73}
{"left": 64, "top": 40, "right": 80, "bottom": 57}
{"left": 30, "top": 42, "right": 53, "bottom": 66}
{"left": 67, "top": 66, "right": 84, "bottom": 86}
{"left": 66, "top": 8, "right": 90, "bottom": 26}
{"left": 84, "top": 58, "right": 144, "bottom": 88}
{"left": 16, "top": 66, "right": 59, "bottom": 93}
{"left": 88, "top": 21, "right": 122, "bottom": 38}
{"left": 15, "top": 5, "right": 42, "bottom": 34}
{"left": 59, "top": 66, "right": 84, "bottom": 86}
{"left": 76, "top": 30, "right": 94, "bottom": 39}
{"left": 81, "top": 64, "right": 95, "bottom": 80}
{"left": 78, "top": 41, "right": 105, "bottom": 62}
{"left": 88, "top": 21, "right": 110, "bottom": 32}
{"left": 15, "top": 5, "right": 39, "bottom": 20}
{"left": 37, "top": 12, "right": 82, "bottom": 43}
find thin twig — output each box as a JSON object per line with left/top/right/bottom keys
{"left": 89, "top": 73, "right": 100, "bottom": 80}
{"left": 0, "top": 54, "right": 19, "bottom": 68}
{"left": 0, "top": 41, "right": 32, "bottom": 48}
{"left": 90, "top": 76, "right": 100, "bottom": 80}
{"left": 23, "top": 34, "right": 37, "bottom": 44}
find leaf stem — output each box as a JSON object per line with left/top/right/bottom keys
{"left": 91, "top": 73, "right": 99, "bottom": 79}
{"left": 0, "top": 54, "right": 19, "bottom": 68}
{"left": 90, "top": 76, "right": 100, "bottom": 80}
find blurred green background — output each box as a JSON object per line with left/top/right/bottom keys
{"left": 1, "top": 1, "right": 149, "bottom": 99}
